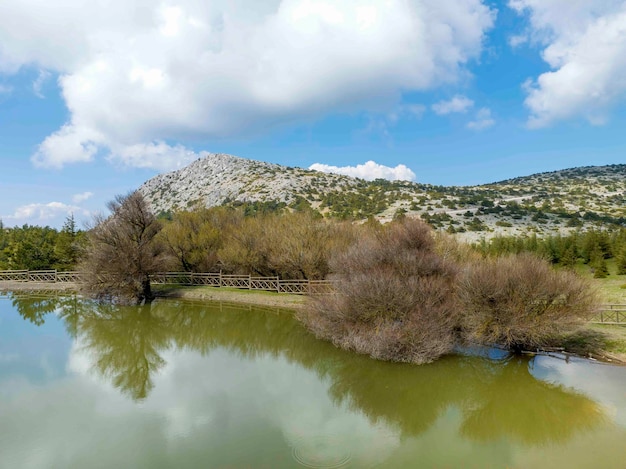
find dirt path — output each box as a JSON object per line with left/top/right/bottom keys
{"left": 154, "top": 285, "right": 307, "bottom": 310}
{"left": 0, "top": 281, "right": 77, "bottom": 292}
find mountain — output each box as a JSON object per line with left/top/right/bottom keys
{"left": 139, "top": 153, "right": 626, "bottom": 240}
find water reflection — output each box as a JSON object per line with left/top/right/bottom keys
{"left": 26, "top": 296, "right": 608, "bottom": 447}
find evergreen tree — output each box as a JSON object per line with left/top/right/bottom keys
{"left": 590, "top": 247, "right": 609, "bottom": 278}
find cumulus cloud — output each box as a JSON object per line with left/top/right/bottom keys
{"left": 4, "top": 202, "right": 89, "bottom": 224}
{"left": 432, "top": 95, "right": 475, "bottom": 115}
{"left": 0, "top": 0, "right": 495, "bottom": 169}
{"left": 106, "top": 142, "right": 201, "bottom": 171}
{"left": 467, "top": 107, "right": 495, "bottom": 130}
{"left": 510, "top": 0, "right": 626, "bottom": 127}
{"left": 72, "top": 192, "right": 94, "bottom": 204}
{"left": 32, "top": 124, "right": 102, "bottom": 168}
{"left": 309, "top": 161, "right": 416, "bottom": 181}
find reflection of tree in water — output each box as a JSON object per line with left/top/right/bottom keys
{"left": 47, "top": 297, "right": 608, "bottom": 446}
{"left": 10, "top": 291, "right": 84, "bottom": 338}
{"left": 11, "top": 292, "right": 62, "bottom": 326}
{"left": 75, "top": 302, "right": 171, "bottom": 400}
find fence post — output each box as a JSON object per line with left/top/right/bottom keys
{"left": 277, "top": 277, "right": 281, "bottom": 293}
{"left": 219, "top": 270, "right": 222, "bottom": 288}
{"left": 249, "top": 274, "right": 252, "bottom": 290}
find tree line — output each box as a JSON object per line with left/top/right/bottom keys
{"left": 0, "top": 215, "right": 83, "bottom": 271}
{"left": 473, "top": 229, "right": 626, "bottom": 277}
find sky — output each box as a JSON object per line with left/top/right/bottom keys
{"left": 1, "top": 0, "right": 626, "bottom": 228}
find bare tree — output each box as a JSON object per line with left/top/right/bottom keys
{"left": 80, "top": 192, "right": 165, "bottom": 304}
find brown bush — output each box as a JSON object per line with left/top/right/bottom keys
{"left": 79, "top": 192, "right": 166, "bottom": 304}
{"left": 218, "top": 211, "right": 356, "bottom": 279}
{"left": 458, "top": 253, "right": 597, "bottom": 351}
{"left": 298, "top": 217, "right": 460, "bottom": 364}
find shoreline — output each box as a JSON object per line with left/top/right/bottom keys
{"left": 2, "top": 281, "right": 624, "bottom": 364}
{"left": 0, "top": 281, "right": 307, "bottom": 310}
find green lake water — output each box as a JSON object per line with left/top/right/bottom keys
{"left": 1, "top": 292, "right": 626, "bottom": 469}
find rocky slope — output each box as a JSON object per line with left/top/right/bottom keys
{"left": 140, "top": 153, "right": 361, "bottom": 212}
{"left": 139, "top": 153, "right": 626, "bottom": 240}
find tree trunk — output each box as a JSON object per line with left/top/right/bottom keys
{"left": 141, "top": 275, "right": 153, "bottom": 304}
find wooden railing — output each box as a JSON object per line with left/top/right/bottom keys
{"left": 592, "top": 305, "right": 626, "bottom": 324}
{"left": 0, "top": 270, "right": 332, "bottom": 295}
{"left": 150, "top": 272, "right": 333, "bottom": 294}
{"left": 0, "top": 270, "right": 622, "bottom": 305}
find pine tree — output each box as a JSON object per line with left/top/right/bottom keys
{"left": 590, "top": 247, "right": 609, "bottom": 278}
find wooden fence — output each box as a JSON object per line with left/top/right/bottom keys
{"left": 1, "top": 270, "right": 624, "bottom": 310}
{"left": 0, "top": 270, "right": 332, "bottom": 295}
{"left": 592, "top": 305, "right": 626, "bottom": 324}
{"left": 151, "top": 272, "right": 332, "bottom": 294}
{"left": 0, "top": 270, "right": 81, "bottom": 283}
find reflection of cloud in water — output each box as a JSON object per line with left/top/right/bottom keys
{"left": 531, "top": 355, "right": 626, "bottom": 428}
{"left": 8, "top": 340, "right": 398, "bottom": 469}
{"left": 144, "top": 349, "right": 400, "bottom": 467}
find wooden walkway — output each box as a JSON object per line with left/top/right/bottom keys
{"left": 0, "top": 270, "right": 332, "bottom": 295}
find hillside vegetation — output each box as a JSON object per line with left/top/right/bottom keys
{"left": 139, "top": 153, "right": 625, "bottom": 239}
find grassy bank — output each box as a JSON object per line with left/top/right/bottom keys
{"left": 550, "top": 263, "right": 626, "bottom": 362}
{"left": 576, "top": 258, "right": 626, "bottom": 304}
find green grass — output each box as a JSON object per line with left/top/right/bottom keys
{"left": 553, "top": 324, "right": 626, "bottom": 362}
{"left": 573, "top": 259, "right": 626, "bottom": 304}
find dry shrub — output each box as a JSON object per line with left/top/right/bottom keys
{"left": 218, "top": 212, "right": 356, "bottom": 279}
{"left": 458, "top": 253, "right": 597, "bottom": 351}
{"left": 299, "top": 217, "right": 459, "bottom": 364}
{"left": 80, "top": 192, "right": 165, "bottom": 304}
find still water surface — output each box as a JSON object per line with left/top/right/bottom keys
{"left": 1, "top": 292, "right": 626, "bottom": 469}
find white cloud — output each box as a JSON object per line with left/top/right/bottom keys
{"left": 0, "top": 84, "right": 12, "bottom": 95}
{"left": 72, "top": 192, "right": 93, "bottom": 204}
{"left": 32, "top": 69, "right": 51, "bottom": 98}
{"left": 511, "top": 0, "right": 626, "bottom": 127}
{"left": 107, "top": 142, "right": 201, "bottom": 171}
{"left": 0, "top": 0, "right": 495, "bottom": 169}
{"left": 432, "top": 95, "right": 475, "bottom": 115}
{"left": 309, "top": 161, "right": 416, "bottom": 181}
{"left": 467, "top": 107, "right": 495, "bottom": 130}
{"left": 4, "top": 202, "right": 89, "bottom": 224}
{"left": 508, "top": 34, "right": 529, "bottom": 48}
{"left": 32, "top": 124, "right": 102, "bottom": 168}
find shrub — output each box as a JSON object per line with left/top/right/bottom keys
{"left": 298, "top": 218, "right": 459, "bottom": 364}
{"left": 458, "top": 253, "right": 597, "bottom": 351}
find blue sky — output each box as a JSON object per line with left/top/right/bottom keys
{"left": 1, "top": 0, "right": 625, "bottom": 228}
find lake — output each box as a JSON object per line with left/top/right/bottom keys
{"left": 1, "top": 292, "right": 625, "bottom": 468}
